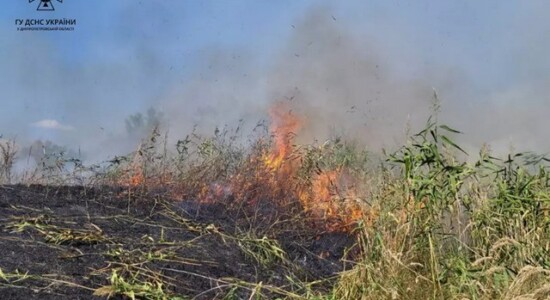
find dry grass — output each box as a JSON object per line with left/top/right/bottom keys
{"left": 4, "top": 110, "right": 550, "bottom": 299}
{"left": 0, "top": 137, "right": 17, "bottom": 184}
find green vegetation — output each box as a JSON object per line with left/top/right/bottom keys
{"left": 2, "top": 110, "right": 550, "bottom": 299}
{"left": 329, "top": 118, "right": 550, "bottom": 300}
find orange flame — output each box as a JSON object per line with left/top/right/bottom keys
{"left": 179, "top": 102, "right": 369, "bottom": 232}
{"left": 298, "top": 170, "right": 364, "bottom": 231}
{"left": 264, "top": 103, "right": 301, "bottom": 170}
{"left": 119, "top": 145, "right": 145, "bottom": 188}
{"left": 260, "top": 102, "right": 365, "bottom": 232}
{"left": 129, "top": 170, "right": 144, "bottom": 186}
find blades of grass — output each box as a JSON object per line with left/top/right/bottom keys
{"left": 441, "top": 135, "right": 468, "bottom": 155}
{"left": 439, "top": 125, "right": 462, "bottom": 134}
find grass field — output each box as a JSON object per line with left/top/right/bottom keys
{"left": 1, "top": 105, "right": 549, "bottom": 299}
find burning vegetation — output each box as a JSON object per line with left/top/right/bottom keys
{"left": 117, "top": 102, "right": 368, "bottom": 233}
{"left": 2, "top": 103, "right": 550, "bottom": 300}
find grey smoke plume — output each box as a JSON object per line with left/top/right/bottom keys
{"left": 158, "top": 7, "right": 437, "bottom": 153}
{"left": 261, "top": 6, "right": 550, "bottom": 156}
{"left": 265, "top": 8, "right": 434, "bottom": 148}
{"left": 3, "top": 2, "right": 550, "bottom": 167}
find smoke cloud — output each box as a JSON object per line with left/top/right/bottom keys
{"left": 2, "top": 2, "right": 550, "bottom": 166}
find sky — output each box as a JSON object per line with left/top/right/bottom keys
{"left": 1, "top": 1, "right": 550, "bottom": 163}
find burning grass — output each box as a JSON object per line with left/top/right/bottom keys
{"left": 1, "top": 104, "right": 550, "bottom": 299}
{"left": 112, "top": 102, "right": 370, "bottom": 234}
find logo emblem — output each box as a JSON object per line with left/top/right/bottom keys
{"left": 29, "top": 0, "right": 63, "bottom": 11}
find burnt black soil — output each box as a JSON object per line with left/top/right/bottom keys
{"left": 0, "top": 185, "right": 355, "bottom": 299}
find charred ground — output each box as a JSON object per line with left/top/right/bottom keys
{"left": 0, "top": 184, "right": 355, "bottom": 299}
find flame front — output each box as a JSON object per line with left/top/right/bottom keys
{"left": 121, "top": 102, "right": 369, "bottom": 233}
{"left": 298, "top": 170, "right": 365, "bottom": 231}
{"left": 259, "top": 102, "right": 365, "bottom": 232}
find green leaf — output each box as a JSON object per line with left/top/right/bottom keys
{"left": 439, "top": 124, "right": 462, "bottom": 134}
{"left": 430, "top": 129, "right": 438, "bottom": 143}
{"left": 441, "top": 135, "right": 468, "bottom": 155}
